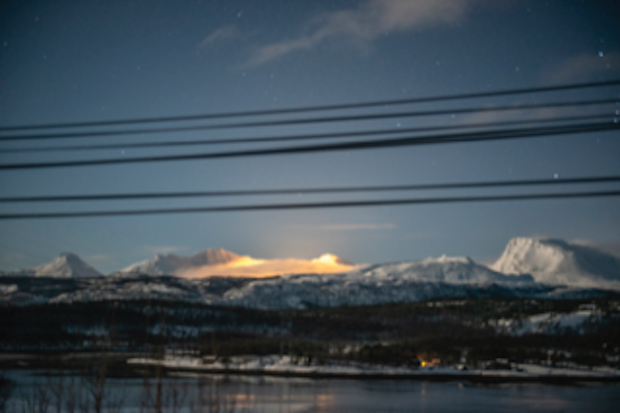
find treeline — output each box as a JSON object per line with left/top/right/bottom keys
{"left": 0, "top": 300, "right": 282, "bottom": 351}
{"left": 0, "top": 297, "right": 618, "bottom": 367}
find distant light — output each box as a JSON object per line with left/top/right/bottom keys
{"left": 553, "top": 173, "right": 559, "bottom": 179}
{"left": 599, "top": 51, "right": 604, "bottom": 57}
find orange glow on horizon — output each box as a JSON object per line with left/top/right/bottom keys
{"left": 179, "top": 253, "right": 358, "bottom": 279}
{"left": 226, "top": 256, "right": 265, "bottom": 267}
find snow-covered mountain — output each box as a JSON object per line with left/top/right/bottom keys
{"left": 0, "top": 253, "right": 101, "bottom": 278}
{"left": 2, "top": 238, "right": 620, "bottom": 308}
{"left": 219, "top": 255, "right": 537, "bottom": 309}
{"left": 354, "top": 255, "right": 534, "bottom": 285}
{"left": 490, "top": 237, "right": 620, "bottom": 290}
{"left": 2, "top": 251, "right": 617, "bottom": 309}
{"left": 28, "top": 254, "right": 540, "bottom": 309}
{"left": 121, "top": 248, "right": 240, "bottom": 276}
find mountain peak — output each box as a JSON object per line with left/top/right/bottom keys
{"left": 24, "top": 253, "right": 102, "bottom": 278}
{"left": 58, "top": 252, "right": 84, "bottom": 263}
{"left": 491, "top": 237, "right": 620, "bottom": 290}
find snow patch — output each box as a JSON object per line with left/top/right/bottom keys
{"left": 490, "top": 307, "right": 606, "bottom": 336}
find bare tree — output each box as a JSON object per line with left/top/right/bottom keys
{"left": 103, "top": 386, "right": 125, "bottom": 413}
{"left": 17, "top": 381, "right": 51, "bottom": 413}
{"left": 188, "top": 379, "right": 237, "bottom": 413}
{"left": 78, "top": 356, "right": 125, "bottom": 413}
{"left": 164, "top": 379, "right": 189, "bottom": 413}
{"left": 80, "top": 361, "right": 107, "bottom": 413}
{"left": 139, "top": 364, "right": 189, "bottom": 413}
{"left": 46, "top": 372, "right": 68, "bottom": 413}
{"left": 0, "top": 373, "right": 14, "bottom": 413}
{"left": 139, "top": 375, "right": 154, "bottom": 413}
{"left": 62, "top": 376, "right": 81, "bottom": 413}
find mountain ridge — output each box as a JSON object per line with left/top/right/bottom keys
{"left": 121, "top": 248, "right": 240, "bottom": 276}
{"left": 2, "top": 236, "right": 620, "bottom": 308}
{"left": 2, "top": 237, "right": 619, "bottom": 293}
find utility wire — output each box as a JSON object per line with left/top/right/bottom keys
{"left": 1, "top": 79, "right": 618, "bottom": 132}
{"left": 0, "top": 190, "right": 618, "bottom": 220}
{"left": 1, "top": 120, "right": 617, "bottom": 170}
{"left": 0, "top": 175, "right": 618, "bottom": 203}
{"left": 0, "top": 112, "right": 613, "bottom": 154}
{"left": 0, "top": 97, "right": 616, "bottom": 142}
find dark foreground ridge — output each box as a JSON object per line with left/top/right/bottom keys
{"left": 1, "top": 296, "right": 618, "bottom": 382}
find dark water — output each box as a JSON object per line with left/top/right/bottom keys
{"left": 4, "top": 370, "right": 620, "bottom": 412}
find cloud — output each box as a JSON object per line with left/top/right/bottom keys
{"left": 319, "top": 223, "right": 395, "bottom": 231}
{"left": 545, "top": 51, "right": 620, "bottom": 83}
{"left": 289, "top": 223, "right": 395, "bottom": 231}
{"left": 199, "top": 25, "right": 239, "bottom": 49}
{"left": 248, "top": 0, "right": 477, "bottom": 65}
{"left": 571, "top": 239, "right": 620, "bottom": 259}
{"left": 142, "top": 245, "right": 184, "bottom": 256}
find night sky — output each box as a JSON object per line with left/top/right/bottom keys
{"left": 1, "top": 0, "right": 619, "bottom": 273}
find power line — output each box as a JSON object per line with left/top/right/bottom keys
{"left": 0, "top": 175, "right": 618, "bottom": 203}
{"left": 0, "top": 190, "right": 617, "bottom": 220}
{"left": 0, "top": 112, "right": 612, "bottom": 154}
{"left": 0, "top": 97, "right": 616, "bottom": 142}
{"left": 1, "top": 120, "right": 617, "bottom": 170}
{"left": 1, "top": 78, "right": 618, "bottom": 132}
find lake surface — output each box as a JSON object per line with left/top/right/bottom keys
{"left": 4, "top": 369, "right": 620, "bottom": 412}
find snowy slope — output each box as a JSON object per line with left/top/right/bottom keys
{"left": 354, "top": 255, "right": 534, "bottom": 284}
{"left": 490, "top": 306, "right": 608, "bottom": 336}
{"left": 0, "top": 253, "right": 101, "bottom": 278}
{"left": 2, "top": 260, "right": 615, "bottom": 308}
{"left": 490, "top": 237, "right": 620, "bottom": 290}
{"left": 121, "top": 248, "right": 240, "bottom": 276}
{"left": 219, "top": 256, "right": 538, "bottom": 309}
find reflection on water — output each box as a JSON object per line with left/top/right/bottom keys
{"left": 3, "top": 370, "right": 619, "bottom": 413}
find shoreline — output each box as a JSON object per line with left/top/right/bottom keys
{"left": 2, "top": 352, "right": 619, "bottom": 384}
{"left": 127, "top": 356, "right": 620, "bottom": 384}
